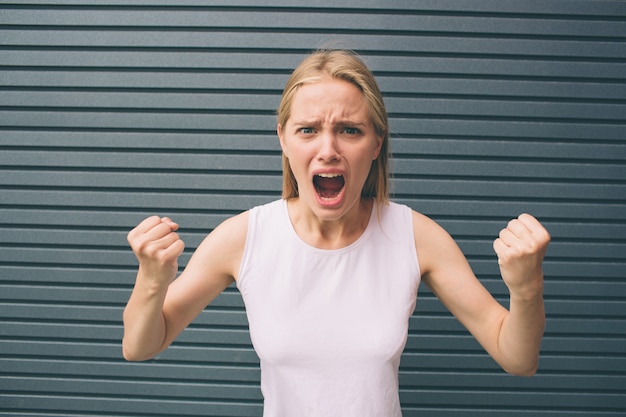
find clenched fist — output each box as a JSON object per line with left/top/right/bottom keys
{"left": 127, "top": 216, "right": 185, "bottom": 288}
{"left": 493, "top": 213, "right": 551, "bottom": 298}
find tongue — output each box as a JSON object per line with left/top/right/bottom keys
{"left": 314, "top": 176, "right": 344, "bottom": 198}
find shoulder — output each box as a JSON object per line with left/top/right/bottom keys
{"left": 204, "top": 199, "right": 285, "bottom": 279}
{"left": 378, "top": 203, "right": 454, "bottom": 277}
{"left": 204, "top": 210, "right": 250, "bottom": 260}
{"left": 409, "top": 209, "right": 462, "bottom": 278}
{"left": 410, "top": 209, "right": 448, "bottom": 240}
{"left": 183, "top": 209, "right": 250, "bottom": 284}
{"left": 213, "top": 209, "right": 250, "bottom": 238}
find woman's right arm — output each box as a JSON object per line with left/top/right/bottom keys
{"left": 122, "top": 212, "right": 248, "bottom": 361}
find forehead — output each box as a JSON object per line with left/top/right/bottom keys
{"left": 289, "top": 77, "right": 371, "bottom": 123}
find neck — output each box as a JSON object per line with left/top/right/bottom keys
{"left": 286, "top": 198, "right": 374, "bottom": 250}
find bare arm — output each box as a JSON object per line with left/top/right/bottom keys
{"left": 122, "top": 216, "right": 183, "bottom": 360}
{"left": 492, "top": 214, "right": 549, "bottom": 375}
{"left": 414, "top": 211, "right": 549, "bottom": 376}
{"left": 122, "top": 212, "right": 248, "bottom": 361}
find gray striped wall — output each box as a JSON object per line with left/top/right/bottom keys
{"left": 1, "top": 1, "right": 625, "bottom": 416}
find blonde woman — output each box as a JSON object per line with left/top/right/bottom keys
{"left": 123, "top": 50, "right": 550, "bottom": 417}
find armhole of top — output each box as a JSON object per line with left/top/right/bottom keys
{"left": 405, "top": 204, "right": 422, "bottom": 287}
{"left": 236, "top": 205, "right": 257, "bottom": 291}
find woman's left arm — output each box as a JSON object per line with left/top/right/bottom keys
{"left": 415, "top": 211, "right": 550, "bottom": 376}
{"left": 491, "top": 213, "right": 550, "bottom": 375}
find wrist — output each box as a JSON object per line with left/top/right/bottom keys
{"left": 136, "top": 265, "right": 173, "bottom": 296}
{"left": 508, "top": 273, "right": 544, "bottom": 303}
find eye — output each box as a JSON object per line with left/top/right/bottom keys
{"left": 342, "top": 127, "right": 361, "bottom": 136}
{"left": 298, "top": 127, "right": 315, "bottom": 135}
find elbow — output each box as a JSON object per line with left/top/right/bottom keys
{"left": 504, "top": 360, "right": 539, "bottom": 377}
{"left": 122, "top": 346, "right": 144, "bottom": 362}
{"left": 122, "top": 349, "right": 141, "bottom": 362}
{"left": 122, "top": 340, "right": 156, "bottom": 362}
{"left": 508, "top": 367, "right": 538, "bottom": 377}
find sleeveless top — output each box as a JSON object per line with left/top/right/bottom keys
{"left": 237, "top": 199, "right": 421, "bottom": 417}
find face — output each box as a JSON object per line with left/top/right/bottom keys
{"left": 277, "top": 76, "right": 383, "bottom": 221}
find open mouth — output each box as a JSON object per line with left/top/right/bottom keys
{"left": 313, "top": 173, "right": 345, "bottom": 199}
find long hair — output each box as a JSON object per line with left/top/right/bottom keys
{"left": 277, "top": 49, "right": 390, "bottom": 205}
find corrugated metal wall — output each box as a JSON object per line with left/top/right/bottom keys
{"left": 1, "top": 1, "right": 625, "bottom": 416}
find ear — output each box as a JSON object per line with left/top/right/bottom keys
{"left": 277, "top": 123, "right": 288, "bottom": 158}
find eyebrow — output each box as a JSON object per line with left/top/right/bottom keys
{"left": 292, "top": 119, "right": 368, "bottom": 127}
{"left": 337, "top": 120, "right": 367, "bottom": 127}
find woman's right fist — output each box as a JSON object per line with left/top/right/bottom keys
{"left": 127, "top": 216, "right": 185, "bottom": 286}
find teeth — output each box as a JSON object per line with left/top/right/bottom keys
{"left": 316, "top": 173, "right": 342, "bottom": 178}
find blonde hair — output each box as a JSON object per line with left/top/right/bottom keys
{"left": 277, "top": 49, "right": 390, "bottom": 205}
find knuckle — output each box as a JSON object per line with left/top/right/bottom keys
{"left": 142, "top": 242, "right": 160, "bottom": 259}
{"left": 154, "top": 250, "right": 171, "bottom": 264}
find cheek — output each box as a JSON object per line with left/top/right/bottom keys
{"left": 285, "top": 146, "right": 308, "bottom": 176}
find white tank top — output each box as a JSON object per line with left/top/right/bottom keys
{"left": 237, "top": 199, "right": 421, "bottom": 417}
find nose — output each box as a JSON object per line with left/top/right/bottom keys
{"left": 317, "top": 131, "right": 341, "bottom": 162}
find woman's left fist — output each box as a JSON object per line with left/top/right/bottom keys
{"left": 493, "top": 213, "right": 551, "bottom": 297}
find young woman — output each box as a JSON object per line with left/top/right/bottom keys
{"left": 123, "top": 49, "right": 550, "bottom": 417}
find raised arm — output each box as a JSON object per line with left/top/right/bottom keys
{"left": 122, "top": 212, "right": 248, "bottom": 361}
{"left": 414, "top": 211, "right": 549, "bottom": 376}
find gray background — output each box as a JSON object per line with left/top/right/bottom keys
{"left": 1, "top": 1, "right": 625, "bottom": 416}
